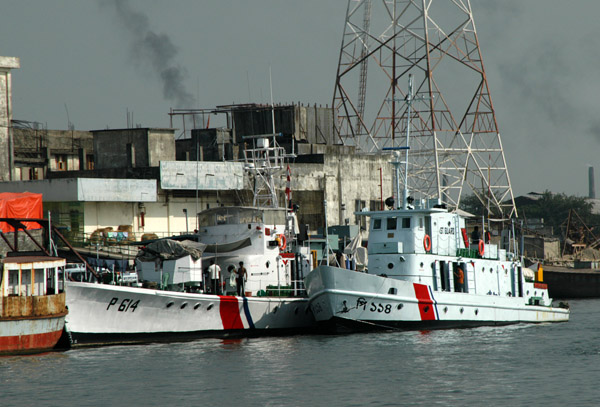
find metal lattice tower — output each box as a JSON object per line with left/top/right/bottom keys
{"left": 333, "top": 0, "right": 516, "bottom": 218}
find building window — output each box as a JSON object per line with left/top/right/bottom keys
{"left": 355, "top": 199, "right": 367, "bottom": 230}
{"left": 370, "top": 200, "right": 381, "bottom": 211}
{"left": 29, "top": 168, "right": 39, "bottom": 180}
{"left": 56, "top": 155, "right": 67, "bottom": 171}
{"left": 373, "top": 218, "right": 382, "bottom": 230}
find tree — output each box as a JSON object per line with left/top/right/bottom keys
{"left": 459, "top": 194, "right": 503, "bottom": 218}
{"left": 460, "top": 190, "right": 600, "bottom": 239}
{"left": 516, "top": 191, "right": 598, "bottom": 237}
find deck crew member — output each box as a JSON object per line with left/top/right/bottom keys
{"left": 236, "top": 261, "right": 247, "bottom": 296}
{"left": 208, "top": 259, "right": 222, "bottom": 295}
{"left": 454, "top": 266, "right": 465, "bottom": 292}
{"left": 471, "top": 226, "right": 481, "bottom": 246}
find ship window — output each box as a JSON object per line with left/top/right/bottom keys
{"left": 386, "top": 217, "right": 397, "bottom": 230}
{"left": 373, "top": 219, "right": 382, "bottom": 230}
{"left": 402, "top": 218, "right": 411, "bottom": 229}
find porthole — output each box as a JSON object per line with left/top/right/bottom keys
{"left": 460, "top": 307, "right": 464, "bottom": 314}
{"left": 388, "top": 287, "right": 397, "bottom": 295}
{"left": 388, "top": 263, "right": 394, "bottom": 269}
{"left": 180, "top": 303, "right": 188, "bottom": 309}
{"left": 490, "top": 268, "right": 493, "bottom": 273}
{"left": 207, "top": 304, "right": 214, "bottom": 311}
{"left": 420, "top": 262, "right": 424, "bottom": 267}
{"left": 443, "top": 307, "right": 448, "bottom": 313}
{"left": 482, "top": 267, "right": 485, "bottom": 272}
{"left": 397, "top": 303, "right": 404, "bottom": 310}
{"left": 166, "top": 302, "right": 174, "bottom": 308}
{"left": 475, "top": 309, "right": 479, "bottom": 315}
{"left": 424, "top": 306, "right": 430, "bottom": 313}
{"left": 194, "top": 303, "right": 201, "bottom": 310}
{"left": 266, "top": 261, "right": 270, "bottom": 269}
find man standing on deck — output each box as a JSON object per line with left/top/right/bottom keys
{"left": 454, "top": 266, "right": 465, "bottom": 292}
{"left": 236, "top": 261, "right": 247, "bottom": 296}
{"left": 471, "top": 226, "right": 481, "bottom": 246}
{"left": 208, "top": 259, "right": 222, "bottom": 295}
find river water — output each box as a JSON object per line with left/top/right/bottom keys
{"left": 2, "top": 298, "right": 600, "bottom": 407}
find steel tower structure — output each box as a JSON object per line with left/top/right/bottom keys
{"left": 333, "top": 0, "right": 516, "bottom": 218}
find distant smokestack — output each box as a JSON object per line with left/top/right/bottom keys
{"left": 589, "top": 166, "right": 596, "bottom": 199}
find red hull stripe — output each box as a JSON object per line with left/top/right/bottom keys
{"left": 0, "top": 329, "right": 63, "bottom": 354}
{"left": 413, "top": 283, "right": 437, "bottom": 321}
{"left": 219, "top": 296, "right": 245, "bottom": 330}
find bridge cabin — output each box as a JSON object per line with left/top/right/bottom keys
{"left": 360, "top": 205, "right": 540, "bottom": 302}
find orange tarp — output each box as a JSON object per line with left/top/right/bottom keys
{"left": 0, "top": 192, "right": 43, "bottom": 232}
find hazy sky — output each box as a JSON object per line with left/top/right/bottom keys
{"left": 1, "top": 0, "right": 598, "bottom": 198}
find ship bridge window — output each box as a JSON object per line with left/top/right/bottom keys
{"left": 373, "top": 219, "right": 382, "bottom": 230}
{"left": 386, "top": 217, "right": 397, "bottom": 230}
{"left": 402, "top": 218, "right": 411, "bottom": 229}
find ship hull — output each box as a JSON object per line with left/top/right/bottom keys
{"left": 0, "top": 314, "right": 66, "bottom": 355}
{"left": 65, "top": 281, "right": 316, "bottom": 347}
{"left": 306, "top": 266, "right": 569, "bottom": 332}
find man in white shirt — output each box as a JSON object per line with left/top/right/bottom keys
{"left": 208, "top": 259, "right": 222, "bottom": 295}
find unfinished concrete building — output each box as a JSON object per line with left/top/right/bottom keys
{"left": 0, "top": 56, "right": 19, "bottom": 181}
{"left": 1, "top": 68, "right": 395, "bottom": 245}
{"left": 12, "top": 124, "right": 94, "bottom": 180}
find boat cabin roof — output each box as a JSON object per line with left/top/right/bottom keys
{"left": 1, "top": 256, "right": 65, "bottom": 270}
{"left": 356, "top": 207, "right": 449, "bottom": 218}
{"left": 198, "top": 206, "right": 287, "bottom": 227}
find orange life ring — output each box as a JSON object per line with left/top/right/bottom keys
{"left": 478, "top": 240, "right": 485, "bottom": 256}
{"left": 485, "top": 231, "right": 491, "bottom": 243}
{"left": 278, "top": 234, "right": 287, "bottom": 250}
{"left": 423, "top": 234, "right": 432, "bottom": 252}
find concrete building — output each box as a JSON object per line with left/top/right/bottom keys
{"left": 12, "top": 125, "right": 94, "bottom": 180}
{"left": 0, "top": 56, "right": 20, "bottom": 181}
{"left": 0, "top": 59, "right": 395, "bottom": 246}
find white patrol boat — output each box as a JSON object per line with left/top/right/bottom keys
{"left": 305, "top": 202, "right": 570, "bottom": 331}
{"left": 64, "top": 134, "right": 316, "bottom": 347}
{"left": 305, "top": 75, "right": 569, "bottom": 332}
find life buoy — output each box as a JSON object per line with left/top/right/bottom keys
{"left": 278, "top": 234, "right": 287, "bottom": 250}
{"left": 478, "top": 240, "right": 485, "bottom": 256}
{"left": 423, "top": 234, "right": 432, "bottom": 252}
{"left": 485, "top": 231, "right": 491, "bottom": 243}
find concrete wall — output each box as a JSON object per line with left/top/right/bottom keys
{"left": 290, "top": 148, "right": 394, "bottom": 231}
{"left": 0, "top": 178, "right": 156, "bottom": 202}
{"left": 82, "top": 194, "right": 216, "bottom": 237}
{"left": 148, "top": 129, "right": 176, "bottom": 167}
{"left": 160, "top": 161, "right": 244, "bottom": 190}
{"left": 93, "top": 128, "right": 175, "bottom": 170}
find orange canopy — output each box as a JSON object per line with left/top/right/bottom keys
{"left": 0, "top": 192, "right": 43, "bottom": 232}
